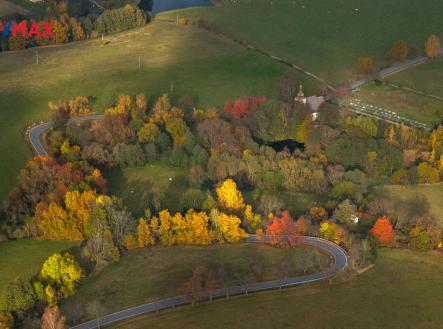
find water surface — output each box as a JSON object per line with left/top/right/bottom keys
{"left": 152, "top": 0, "right": 213, "bottom": 14}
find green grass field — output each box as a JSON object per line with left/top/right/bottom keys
{"left": 0, "top": 0, "right": 46, "bottom": 17}
{"left": 0, "top": 239, "right": 75, "bottom": 297}
{"left": 161, "top": 0, "right": 443, "bottom": 85}
{"left": 384, "top": 183, "right": 443, "bottom": 226}
{"left": 0, "top": 21, "right": 310, "bottom": 201}
{"left": 106, "top": 161, "right": 190, "bottom": 215}
{"left": 387, "top": 57, "right": 443, "bottom": 97}
{"left": 109, "top": 249, "right": 443, "bottom": 329}
{"left": 355, "top": 82, "right": 443, "bottom": 126}
{"left": 61, "top": 244, "right": 328, "bottom": 325}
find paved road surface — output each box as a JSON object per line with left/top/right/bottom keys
{"left": 348, "top": 48, "right": 443, "bottom": 91}
{"left": 28, "top": 115, "right": 104, "bottom": 156}
{"left": 70, "top": 236, "right": 348, "bottom": 329}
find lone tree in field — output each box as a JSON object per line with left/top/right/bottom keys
{"left": 370, "top": 216, "right": 394, "bottom": 246}
{"left": 425, "top": 34, "right": 441, "bottom": 58}
{"left": 356, "top": 57, "right": 374, "bottom": 75}
{"left": 386, "top": 40, "right": 408, "bottom": 62}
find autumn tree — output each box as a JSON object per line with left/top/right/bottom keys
{"left": 417, "top": 162, "right": 440, "bottom": 184}
{"left": 370, "top": 216, "right": 394, "bottom": 246}
{"left": 41, "top": 306, "right": 67, "bottom": 329}
{"left": 40, "top": 253, "right": 83, "bottom": 300}
{"left": 36, "top": 190, "right": 97, "bottom": 240}
{"left": 138, "top": 122, "right": 160, "bottom": 143}
{"left": 0, "top": 312, "right": 13, "bottom": 329}
{"left": 165, "top": 117, "right": 189, "bottom": 144}
{"left": 1, "top": 278, "right": 36, "bottom": 312}
{"left": 265, "top": 211, "right": 300, "bottom": 248}
{"left": 386, "top": 40, "right": 408, "bottom": 62}
{"left": 224, "top": 96, "right": 266, "bottom": 118}
{"left": 215, "top": 179, "right": 245, "bottom": 213}
{"left": 425, "top": 34, "right": 441, "bottom": 58}
{"left": 295, "top": 116, "right": 312, "bottom": 143}
{"left": 5, "top": 157, "right": 86, "bottom": 224}
{"left": 52, "top": 20, "right": 69, "bottom": 44}
{"left": 243, "top": 204, "right": 262, "bottom": 233}
{"left": 211, "top": 210, "right": 247, "bottom": 244}
{"left": 319, "top": 221, "right": 346, "bottom": 245}
{"left": 295, "top": 216, "right": 310, "bottom": 235}
{"left": 356, "top": 57, "right": 374, "bottom": 75}
{"left": 137, "top": 218, "right": 155, "bottom": 247}
{"left": 83, "top": 205, "right": 120, "bottom": 270}
{"left": 309, "top": 206, "right": 328, "bottom": 223}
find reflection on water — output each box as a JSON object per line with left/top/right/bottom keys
{"left": 152, "top": 0, "right": 213, "bottom": 14}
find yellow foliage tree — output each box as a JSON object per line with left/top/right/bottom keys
{"left": 295, "top": 116, "right": 312, "bottom": 143}
{"left": 212, "top": 210, "right": 247, "bottom": 244}
{"left": 137, "top": 218, "right": 156, "bottom": 247}
{"left": 37, "top": 203, "right": 70, "bottom": 240}
{"left": 64, "top": 190, "right": 97, "bottom": 236}
{"left": 243, "top": 204, "right": 261, "bottom": 233}
{"left": 417, "top": 162, "right": 440, "bottom": 184}
{"left": 122, "top": 234, "right": 139, "bottom": 250}
{"left": 216, "top": 179, "right": 245, "bottom": 213}
{"left": 40, "top": 253, "right": 83, "bottom": 300}
{"left": 183, "top": 210, "right": 214, "bottom": 245}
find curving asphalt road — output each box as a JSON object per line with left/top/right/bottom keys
{"left": 69, "top": 236, "right": 348, "bottom": 329}
{"left": 348, "top": 48, "right": 443, "bottom": 91}
{"left": 28, "top": 115, "right": 104, "bottom": 156}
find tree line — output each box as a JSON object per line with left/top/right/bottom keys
{"left": 0, "top": 0, "right": 147, "bottom": 52}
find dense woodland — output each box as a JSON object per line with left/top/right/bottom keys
{"left": 0, "top": 0, "right": 148, "bottom": 52}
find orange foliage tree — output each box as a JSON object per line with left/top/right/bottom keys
{"left": 370, "top": 216, "right": 394, "bottom": 246}
{"left": 356, "top": 57, "right": 374, "bottom": 75}
{"left": 425, "top": 34, "right": 441, "bottom": 58}
{"left": 265, "top": 211, "right": 301, "bottom": 248}
{"left": 309, "top": 206, "right": 328, "bottom": 223}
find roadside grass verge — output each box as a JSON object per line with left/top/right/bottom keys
{"left": 61, "top": 244, "right": 328, "bottom": 325}
{"left": 109, "top": 249, "right": 443, "bottom": 329}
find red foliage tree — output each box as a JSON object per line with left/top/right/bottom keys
{"left": 265, "top": 211, "right": 302, "bottom": 248}
{"left": 224, "top": 96, "right": 266, "bottom": 118}
{"left": 370, "top": 216, "right": 394, "bottom": 246}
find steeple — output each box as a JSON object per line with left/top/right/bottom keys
{"left": 295, "top": 84, "right": 306, "bottom": 104}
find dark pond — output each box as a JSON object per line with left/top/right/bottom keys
{"left": 269, "top": 140, "right": 305, "bottom": 153}
{"left": 253, "top": 137, "right": 305, "bottom": 153}
{"left": 139, "top": 0, "right": 213, "bottom": 14}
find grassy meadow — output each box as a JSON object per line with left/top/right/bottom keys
{"left": 161, "top": 0, "right": 443, "bottom": 85}
{"left": 61, "top": 244, "right": 328, "bottom": 325}
{"left": 0, "top": 0, "right": 46, "bottom": 17}
{"left": 384, "top": 183, "right": 443, "bottom": 226}
{"left": 106, "top": 161, "right": 190, "bottom": 215}
{"left": 387, "top": 57, "right": 443, "bottom": 97}
{"left": 109, "top": 249, "right": 443, "bottom": 329}
{"left": 0, "top": 239, "right": 76, "bottom": 297}
{"left": 355, "top": 82, "right": 443, "bottom": 126}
